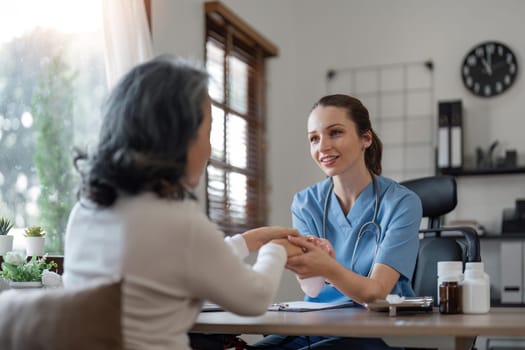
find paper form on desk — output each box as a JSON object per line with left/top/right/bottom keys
{"left": 268, "top": 300, "right": 355, "bottom": 312}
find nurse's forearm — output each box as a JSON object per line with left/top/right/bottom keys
{"left": 324, "top": 264, "right": 389, "bottom": 304}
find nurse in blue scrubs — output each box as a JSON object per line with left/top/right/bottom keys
{"left": 253, "top": 94, "right": 422, "bottom": 350}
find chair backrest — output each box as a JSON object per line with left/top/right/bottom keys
{"left": 0, "top": 280, "right": 123, "bottom": 350}
{"left": 400, "top": 175, "right": 481, "bottom": 302}
{"left": 400, "top": 175, "right": 457, "bottom": 229}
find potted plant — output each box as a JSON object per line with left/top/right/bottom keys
{"left": 0, "top": 251, "right": 59, "bottom": 288}
{"left": 0, "top": 217, "right": 14, "bottom": 256}
{"left": 24, "top": 226, "right": 46, "bottom": 257}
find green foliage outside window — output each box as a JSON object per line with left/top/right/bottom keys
{"left": 31, "top": 55, "right": 75, "bottom": 254}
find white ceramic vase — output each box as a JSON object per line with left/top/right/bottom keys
{"left": 25, "top": 236, "right": 45, "bottom": 256}
{"left": 0, "top": 235, "right": 14, "bottom": 256}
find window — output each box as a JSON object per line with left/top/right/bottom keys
{"left": 204, "top": 2, "right": 277, "bottom": 234}
{"left": 0, "top": 0, "right": 106, "bottom": 253}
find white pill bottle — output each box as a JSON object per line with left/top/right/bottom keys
{"left": 462, "top": 262, "right": 490, "bottom": 314}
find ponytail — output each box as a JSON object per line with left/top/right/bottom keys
{"left": 366, "top": 129, "right": 382, "bottom": 175}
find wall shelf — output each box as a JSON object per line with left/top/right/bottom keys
{"left": 480, "top": 234, "right": 525, "bottom": 240}
{"left": 439, "top": 166, "right": 525, "bottom": 176}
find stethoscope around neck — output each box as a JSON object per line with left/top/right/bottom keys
{"left": 322, "top": 175, "right": 382, "bottom": 274}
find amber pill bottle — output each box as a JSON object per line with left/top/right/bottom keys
{"left": 439, "top": 280, "right": 462, "bottom": 314}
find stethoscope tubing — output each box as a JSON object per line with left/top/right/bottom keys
{"left": 322, "top": 176, "right": 382, "bottom": 272}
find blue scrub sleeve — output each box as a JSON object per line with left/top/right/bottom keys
{"left": 374, "top": 191, "right": 422, "bottom": 280}
{"left": 291, "top": 194, "right": 316, "bottom": 237}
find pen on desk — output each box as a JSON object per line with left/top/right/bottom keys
{"left": 270, "top": 302, "right": 288, "bottom": 309}
{"left": 280, "top": 303, "right": 289, "bottom": 308}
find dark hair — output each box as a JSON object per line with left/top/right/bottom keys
{"left": 312, "top": 94, "right": 382, "bottom": 175}
{"left": 74, "top": 55, "right": 209, "bottom": 206}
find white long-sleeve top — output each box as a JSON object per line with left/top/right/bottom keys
{"left": 62, "top": 192, "right": 286, "bottom": 350}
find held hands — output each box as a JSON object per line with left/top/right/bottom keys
{"left": 292, "top": 236, "right": 335, "bottom": 298}
{"left": 285, "top": 236, "right": 338, "bottom": 279}
{"left": 242, "top": 226, "right": 300, "bottom": 253}
{"left": 270, "top": 235, "right": 335, "bottom": 259}
{"left": 241, "top": 227, "right": 336, "bottom": 275}
{"left": 304, "top": 235, "right": 335, "bottom": 258}
{"left": 270, "top": 238, "right": 304, "bottom": 258}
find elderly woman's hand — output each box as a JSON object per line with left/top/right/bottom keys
{"left": 270, "top": 238, "right": 304, "bottom": 258}
{"left": 242, "top": 226, "right": 300, "bottom": 252}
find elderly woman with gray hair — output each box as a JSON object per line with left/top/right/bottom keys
{"left": 63, "top": 55, "right": 301, "bottom": 350}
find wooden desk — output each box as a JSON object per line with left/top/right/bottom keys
{"left": 192, "top": 307, "right": 525, "bottom": 350}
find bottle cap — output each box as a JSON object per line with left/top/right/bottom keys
{"left": 437, "top": 261, "right": 463, "bottom": 277}
{"left": 465, "top": 262, "right": 484, "bottom": 271}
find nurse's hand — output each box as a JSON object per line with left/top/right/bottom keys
{"left": 285, "top": 236, "right": 338, "bottom": 279}
{"left": 242, "top": 226, "right": 300, "bottom": 253}
{"left": 305, "top": 235, "right": 335, "bottom": 258}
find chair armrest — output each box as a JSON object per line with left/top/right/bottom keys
{"left": 419, "top": 226, "right": 481, "bottom": 263}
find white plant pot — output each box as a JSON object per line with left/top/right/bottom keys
{"left": 25, "top": 236, "right": 45, "bottom": 257}
{"left": 0, "top": 235, "right": 14, "bottom": 256}
{"left": 9, "top": 281, "right": 43, "bottom": 289}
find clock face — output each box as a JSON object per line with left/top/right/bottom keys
{"left": 461, "top": 41, "right": 518, "bottom": 98}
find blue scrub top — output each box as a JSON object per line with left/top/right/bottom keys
{"left": 291, "top": 175, "right": 422, "bottom": 303}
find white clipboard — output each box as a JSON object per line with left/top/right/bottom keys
{"left": 268, "top": 300, "right": 355, "bottom": 312}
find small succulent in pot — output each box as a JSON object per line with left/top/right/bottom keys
{"left": 24, "top": 226, "right": 46, "bottom": 237}
{"left": 0, "top": 217, "right": 14, "bottom": 236}
{"left": 24, "top": 226, "right": 46, "bottom": 257}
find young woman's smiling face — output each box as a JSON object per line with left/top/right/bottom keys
{"left": 307, "top": 105, "right": 371, "bottom": 178}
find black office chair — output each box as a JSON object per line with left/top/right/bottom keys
{"left": 400, "top": 175, "right": 481, "bottom": 302}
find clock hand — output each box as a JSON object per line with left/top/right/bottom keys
{"left": 481, "top": 58, "right": 493, "bottom": 75}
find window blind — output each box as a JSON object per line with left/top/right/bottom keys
{"left": 204, "top": 2, "right": 276, "bottom": 234}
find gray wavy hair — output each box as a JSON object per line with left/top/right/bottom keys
{"left": 74, "top": 55, "right": 209, "bottom": 206}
